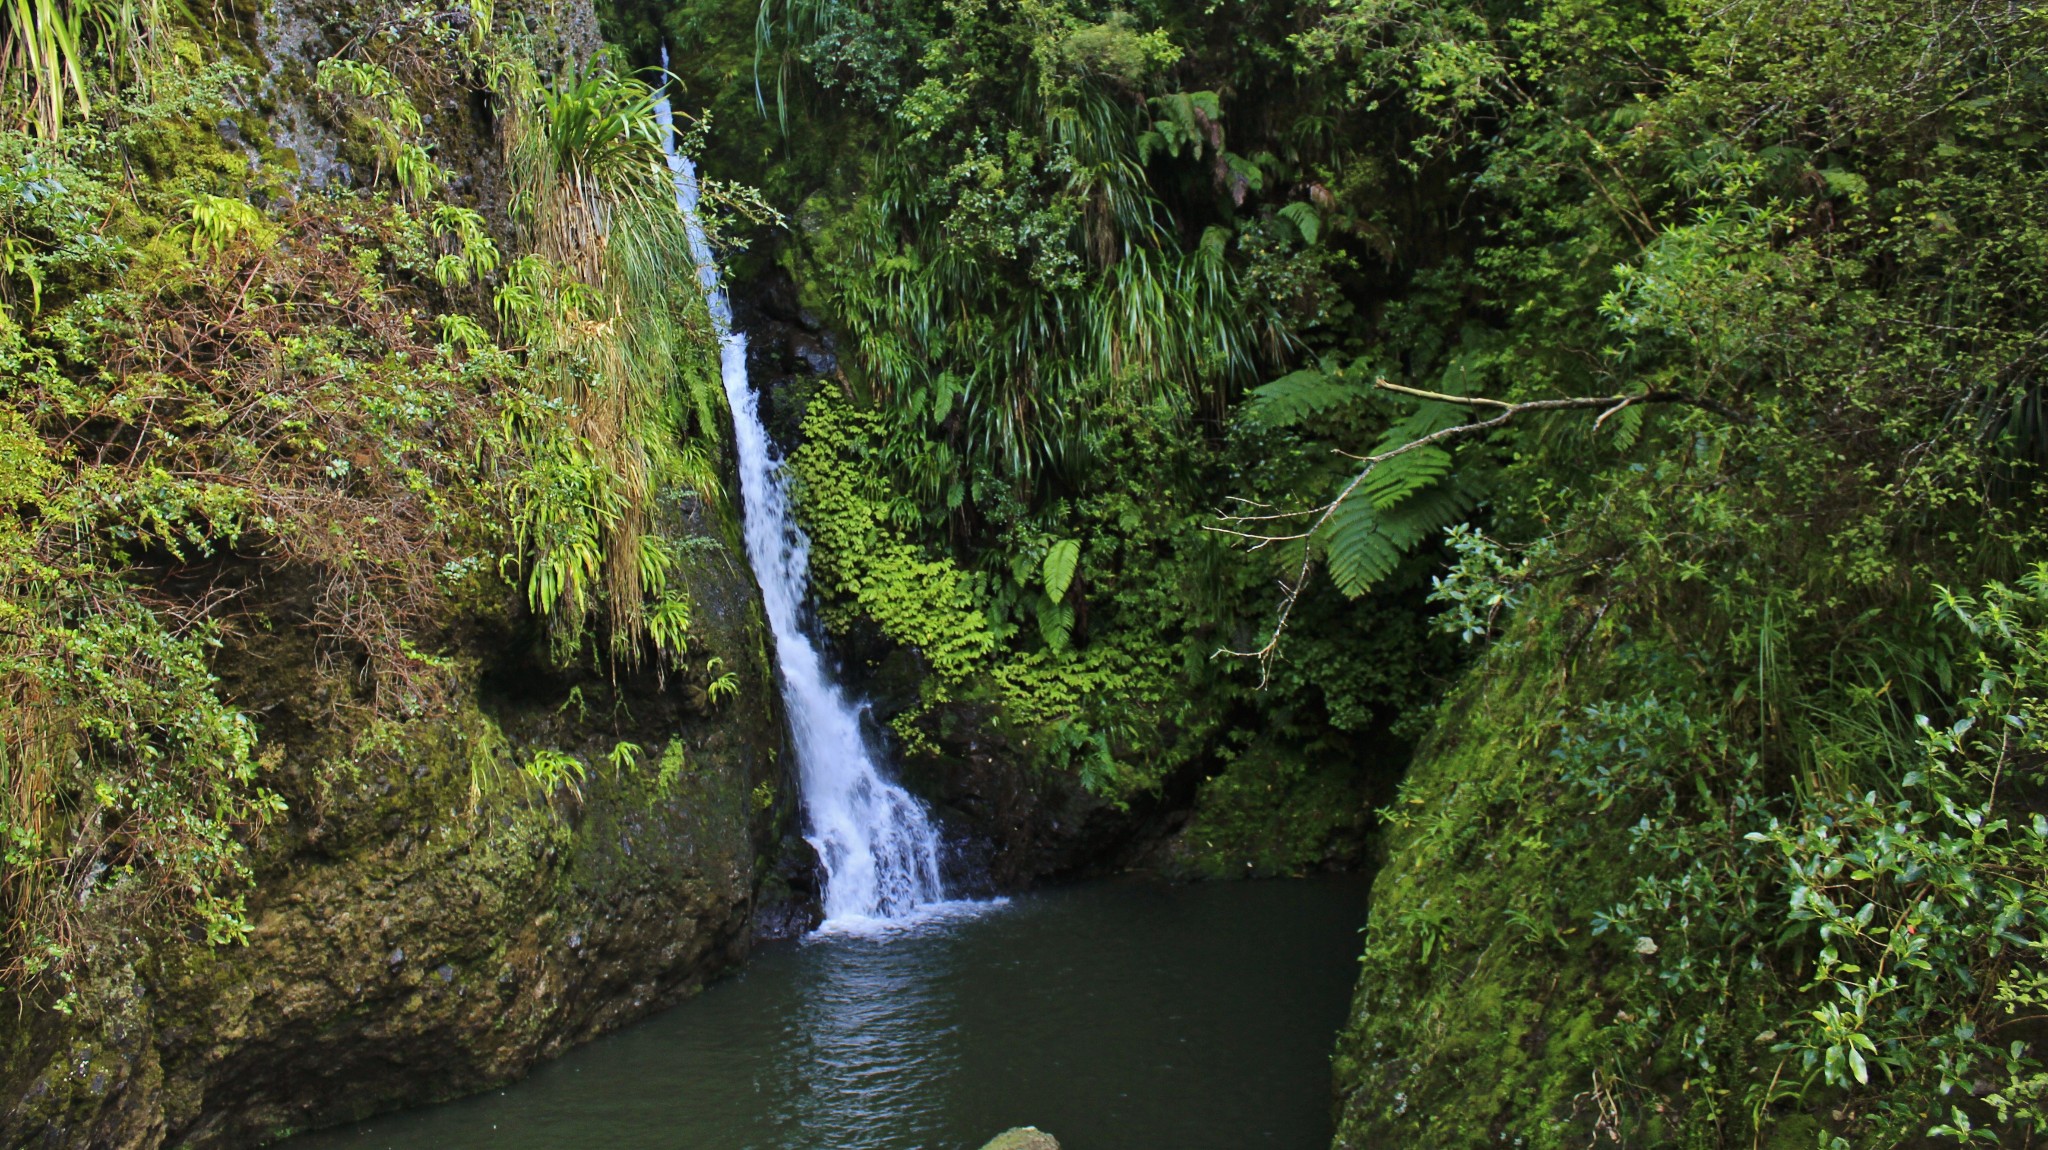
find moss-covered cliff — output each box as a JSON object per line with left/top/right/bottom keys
{"left": 0, "top": 0, "right": 811, "bottom": 1142}
{"left": 1, "top": 536, "right": 795, "bottom": 1148}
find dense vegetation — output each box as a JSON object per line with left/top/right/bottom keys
{"left": 642, "top": 0, "right": 2048, "bottom": 1142}
{"left": 1, "top": 0, "right": 2044, "bottom": 1143}
{"left": 0, "top": 0, "right": 761, "bottom": 1009}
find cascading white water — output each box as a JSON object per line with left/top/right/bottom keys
{"left": 655, "top": 86, "right": 947, "bottom": 927}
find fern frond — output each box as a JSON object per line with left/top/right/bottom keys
{"left": 1247, "top": 365, "right": 1368, "bottom": 428}
{"left": 1316, "top": 449, "right": 1480, "bottom": 597}
{"left": 1277, "top": 200, "right": 1321, "bottom": 245}
{"left": 1316, "top": 493, "right": 1401, "bottom": 597}
{"left": 1375, "top": 395, "right": 1470, "bottom": 449}
{"left": 1360, "top": 445, "right": 1453, "bottom": 510}
{"left": 1377, "top": 481, "right": 1478, "bottom": 548}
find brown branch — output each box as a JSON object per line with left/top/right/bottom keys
{"left": 1210, "top": 378, "right": 1753, "bottom": 680}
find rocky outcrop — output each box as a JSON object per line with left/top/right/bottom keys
{"left": 0, "top": 519, "right": 804, "bottom": 1148}
{"left": 0, "top": 3, "right": 810, "bottom": 1139}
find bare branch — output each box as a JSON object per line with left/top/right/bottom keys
{"left": 1211, "top": 378, "right": 1752, "bottom": 681}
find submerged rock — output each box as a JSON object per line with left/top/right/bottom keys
{"left": 979, "top": 1128, "right": 1062, "bottom": 1150}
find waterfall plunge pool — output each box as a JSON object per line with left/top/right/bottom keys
{"left": 286, "top": 873, "right": 1369, "bottom": 1150}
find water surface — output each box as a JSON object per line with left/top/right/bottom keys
{"left": 289, "top": 875, "right": 1368, "bottom": 1150}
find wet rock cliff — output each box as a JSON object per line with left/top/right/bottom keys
{"left": 0, "top": 0, "right": 811, "bottom": 1143}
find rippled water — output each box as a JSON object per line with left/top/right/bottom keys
{"left": 288, "top": 875, "right": 1369, "bottom": 1150}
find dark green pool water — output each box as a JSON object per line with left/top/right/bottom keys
{"left": 288, "top": 875, "right": 1369, "bottom": 1150}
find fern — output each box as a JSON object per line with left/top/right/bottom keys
{"left": 1037, "top": 597, "right": 1076, "bottom": 653}
{"left": 1317, "top": 492, "right": 1402, "bottom": 596}
{"left": 1246, "top": 364, "right": 1369, "bottom": 428}
{"left": 1277, "top": 200, "right": 1321, "bottom": 245}
{"left": 1042, "top": 538, "right": 1080, "bottom": 603}
{"left": 1317, "top": 452, "right": 1483, "bottom": 597}
{"left": 1360, "top": 445, "right": 1452, "bottom": 510}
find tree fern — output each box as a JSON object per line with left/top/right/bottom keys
{"left": 1317, "top": 491, "right": 1404, "bottom": 596}
{"left": 1244, "top": 363, "right": 1370, "bottom": 428}
{"left": 1315, "top": 466, "right": 1482, "bottom": 597}
{"left": 1359, "top": 444, "right": 1452, "bottom": 509}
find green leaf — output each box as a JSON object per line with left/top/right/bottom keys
{"left": 1278, "top": 200, "right": 1321, "bottom": 245}
{"left": 1042, "top": 539, "right": 1081, "bottom": 602}
{"left": 1317, "top": 492, "right": 1401, "bottom": 597}
{"left": 1037, "top": 597, "right": 1075, "bottom": 652}
{"left": 1246, "top": 366, "right": 1367, "bottom": 428}
{"left": 1360, "top": 446, "right": 1453, "bottom": 510}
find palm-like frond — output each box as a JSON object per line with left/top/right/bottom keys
{"left": 0, "top": 0, "right": 164, "bottom": 136}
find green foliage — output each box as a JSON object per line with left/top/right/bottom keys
{"left": 737, "top": 0, "right": 2048, "bottom": 1141}
{"left": 790, "top": 390, "right": 1001, "bottom": 680}
{"left": 704, "top": 655, "right": 741, "bottom": 704}
{"left": 0, "top": 15, "right": 751, "bottom": 1004}
{"left": 653, "top": 737, "right": 690, "bottom": 798}
{"left": 763, "top": 0, "right": 1271, "bottom": 506}
{"left": 734, "top": 0, "right": 1463, "bottom": 814}
{"left": 523, "top": 748, "right": 588, "bottom": 800}
{"left": 1744, "top": 572, "right": 2048, "bottom": 1136}
{"left": 1038, "top": 538, "right": 1078, "bottom": 603}
{"left": 315, "top": 57, "right": 448, "bottom": 202}
{"left": 1159, "top": 740, "right": 1373, "bottom": 879}
{"left": 0, "top": 0, "right": 165, "bottom": 137}
{"left": 494, "top": 53, "right": 739, "bottom": 664}
{"left": 179, "top": 192, "right": 269, "bottom": 253}
{"left": 0, "top": 81, "right": 511, "bottom": 993}
{"left": 530, "top": 64, "right": 665, "bottom": 198}
{"left": 430, "top": 204, "right": 499, "bottom": 287}
{"left": 1294, "top": 0, "right": 2048, "bottom": 1140}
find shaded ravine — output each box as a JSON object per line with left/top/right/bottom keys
{"left": 656, "top": 81, "right": 947, "bottom": 926}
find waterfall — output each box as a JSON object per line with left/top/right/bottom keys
{"left": 655, "top": 85, "right": 947, "bottom": 928}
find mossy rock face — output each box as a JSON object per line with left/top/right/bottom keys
{"left": 1, "top": 518, "right": 791, "bottom": 1148}
{"left": 1330, "top": 605, "right": 1650, "bottom": 1147}
{"left": 1145, "top": 736, "right": 1386, "bottom": 881}
{"left": 1327, "top": 596, "right": 1816, "bottom": 1149}
{"left": 979, "top": 1127, "right": 1062, "bottom": 1150}
{"left": 0, "top": 469, "right": 791, "bottom": 1145}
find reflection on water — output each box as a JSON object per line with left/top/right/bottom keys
{"left": 781, "top": 915, "right": 966, "bottom": 1148}
{"left": 287, "top": 875, "right": 1369, "bottom": 1150}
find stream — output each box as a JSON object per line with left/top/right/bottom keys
{"left": 286, "top": 873, "right": 1369, "bottom": 1150}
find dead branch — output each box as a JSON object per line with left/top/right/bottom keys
{"left": 1210, "top": 378, "right": 1751, "bottom": 680}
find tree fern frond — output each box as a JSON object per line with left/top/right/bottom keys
{"left": 1377, "top": 481, "right": 1478, "bottom": 549}
{"left": 1313, "top": 447, "right": 1480, "bottom": 597}
{"left": 1247, "top": 365, "right": 1368, "bottom": 428}
{"left": 1360, "top": 445, "right": 1453, "bottom": 510}
{"left": 1376, "top": 393, "right": 1470, "bottom": 449}
{"left": 1316, "top": 492, "right": 1401, "bottom": 597}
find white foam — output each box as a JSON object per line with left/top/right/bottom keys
{"left": 807, "top": 898, "right": 1011, "bottom": 940}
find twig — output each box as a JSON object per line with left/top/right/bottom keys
{"left": 1211, "top": 378, "right": 1753, "bottom": 679}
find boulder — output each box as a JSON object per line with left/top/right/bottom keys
{"left": 980, "top": 1128, "right": 1062, "bottom": 1150}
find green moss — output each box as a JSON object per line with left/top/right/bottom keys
{"left": 1156, "top": 740, "right": 1374, "bottom": 879}
{"left": 1332, "top": 606, "right": 1649, "bottom": 1147}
